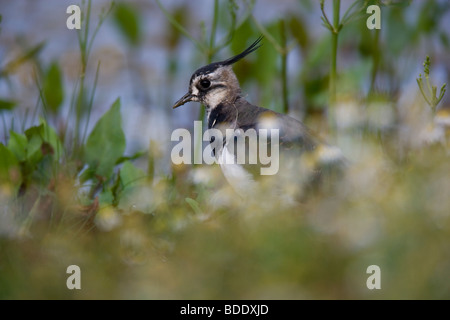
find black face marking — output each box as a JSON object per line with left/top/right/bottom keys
{"left": 208, "top": 104, "right": 227, "bottom": 129}
{"left": 197, "top": 83, "right": 226, "bottom": 94}
{"left": 209, "top": 84, "right": 225, "bottom": 90}
{"left": 189, "top": 62, "right": 220, "bottom": 85}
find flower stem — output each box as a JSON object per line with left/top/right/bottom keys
{"left": 329, "top": 0, "right": 340, "bottom": 130}
{"left": 280, "top": 20, "right": 289, "bottom": 114}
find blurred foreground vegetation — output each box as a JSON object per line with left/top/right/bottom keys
{"left": 0, "top": 0, "right": 450, "bottom": 299}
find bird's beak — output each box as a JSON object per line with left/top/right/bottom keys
{"left": 173, "top": 92, "right": 195, "bottom": 109}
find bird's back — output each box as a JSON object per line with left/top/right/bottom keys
{"left": 233, "top": 96, "right": 319, "bottom": 151}
{"left": 206, "top": 96, "right": 346, "bottom": 200}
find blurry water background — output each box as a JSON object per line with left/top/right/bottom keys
{"left": 2, "top": 0, "right": 448, "bottom": 158}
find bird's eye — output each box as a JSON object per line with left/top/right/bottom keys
{"left": 199, "top": 79, "right": 211, "bottom": 89}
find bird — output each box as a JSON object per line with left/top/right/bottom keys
{"left": 173, "top": 37, "right": 345, "bottom": 200}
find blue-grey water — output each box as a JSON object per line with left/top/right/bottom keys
{"left": 1, "top": 0, "right": 449, "bottom": 164}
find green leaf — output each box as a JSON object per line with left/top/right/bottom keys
{"left": 117, "top": 162, "right": 152, "bottom": 213}
{"left": 185, "top": 197, "right": 202, "bottom": 215}
{"left": 43, "top": 62, "right": 64, "bottom": 113}
{"left": 165, "top": 4, "right": 188, "bottom": 50}
{"left": 231, "top": 20, "right": 258, "bottom": 85}
{"left": 120, "top": 161, "right": 146, "bottom": 187}
{"left": 40, "top": 118, "right": 63, "bottom": 159}
{"left": 288, "top": 16, "right": 309, "bottom": 50}
{"left": 24, "top": 120, "right": 63, "bottom": 162}
{"left": 25, "top": 125, "right": 44, "bottom": 165}
{"left": 253, "top": 23, "right": 279, "bottom": 109}
{"left": 440, "top": 30, "right": 450, "bottom": 49}
{"left": 7, "top": 131, "right": 27, "bottom": 162}
{"left": 0, "top": 143, "right": 21, "bottom": 194}
{"left": 0, "top": 99, "right": 17, "bottom": 111}
{"left": 85, "top": 98, "right": 126, "bottom": 179}
{"left": 113, "top": 3, "right": 142, "bottom": 46}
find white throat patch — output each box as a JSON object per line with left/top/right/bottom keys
{"left": 204, "top": 86, "right": 228, "bottom": 109}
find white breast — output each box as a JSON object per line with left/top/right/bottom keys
{"left": 218, "top": 142, "right": 256, "bottom": 194}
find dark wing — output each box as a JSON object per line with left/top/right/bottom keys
{"left": 233, "top": 98, "right": 347, "bottom": 187}
{"left": 234, "top": 97, "right": 319, "bottom": 152}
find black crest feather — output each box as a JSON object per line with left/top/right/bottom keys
{"left": 220, "top": 36, "right": 263, "bottom": 66}
{"left": 192, "top": 36, "right": 263, "bottom": 79}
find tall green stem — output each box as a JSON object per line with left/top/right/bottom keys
{"left": 195, "top": 0, "right": 219, "bottom": 165}
{"left": 197, "top": 0, "right": 219, "bottom": 124}
{"left": 281, "top": 59, "right": 289, "bottom": 113}
{"left": 209, "top": 0, "right": 219, "bottom": 57}
{"left": 279, "top": 20, "right": 289, "bottom": 114}
{"left": 75, "top": 0, "right": 91, "bottom": 151}
{"left": 329, "top": 0, "right": 340, "bottom": 130}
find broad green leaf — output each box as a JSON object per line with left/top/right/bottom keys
{"left": 25, "top": 125, "right": 44, "bottom": 165}
{"left": 113, "top": 3, "right": 141, "bottom": 46}
{"left": 0, "top": 143, "right": 21, "bottom": 194}
{"left": 40, "top": 118, "right": 63, "bottom": 159}
{"left": 120, "top": 161, "right": 146, "bottom": 187}
{"left": 7, "top": 131, "right": 27, "bottom": 162}
{"left": 24, "top": 120, "right": 63, "bottom": 161}
{"left": 85, "top": 98, "right": 125, "bottom": 179}
{"left": 231, "top": 20, "right": 257, "bottom": 85}
{"left": 117, "top": 161, "right": 152, "bottom": 212}
{"left": 43, "top": 62, "right": 64, "bottom": 113}
{"left": 0, "top": 99, "right": 16, "bottom": 111}
{"left": 117, "top": 184, "right": 153, "bottom": 213}
{"left": 165, "top": 5, "right": 188, "bottom": 50}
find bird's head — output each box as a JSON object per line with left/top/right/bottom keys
{"left": 173, "top": 37, "right": 262, "bottom": 110}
